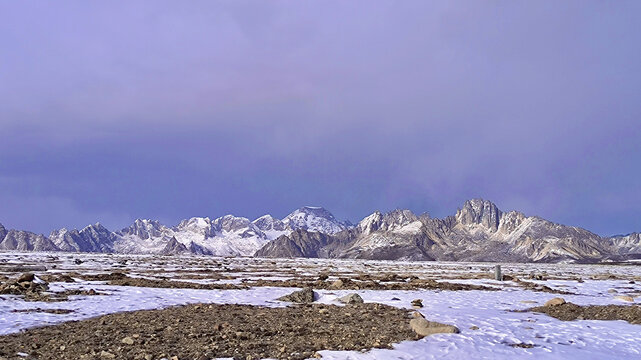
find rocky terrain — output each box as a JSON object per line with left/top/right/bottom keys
{"left": 0, "top": 206, "right": 350, "bottom": 257}
{"left": 257, "top": 200, "right": 641, "bottom": 263}
{"left": 1, "top": 199, "right": 640, "bottom": 263}
{"left": 1, "top": 253, "right": 641, "bottom": 359}
{"left": 0, "top": 301, "right": 418, "bottom": 360}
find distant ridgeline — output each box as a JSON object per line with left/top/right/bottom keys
{"left": 1, "top": 200, "right": 640, "bottom": 263}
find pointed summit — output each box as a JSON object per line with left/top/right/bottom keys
{"left": 456, "top": 199, "right": 502, "bottom": 231}
{"left": 0, "top": 223, "right": 6, "bottom": 241}
{"left": 283, "top": 206, "right": 351, "bottom": 234}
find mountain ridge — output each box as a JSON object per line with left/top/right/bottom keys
{"left": 1, "top": 199, "right": 639, "bottom": 263}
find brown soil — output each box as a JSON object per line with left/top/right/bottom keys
{"left": 530, "top": 303, "right": 641, "bottom": 324}
{"left": 72, "top": 272, "right": 246, "bottom": 290}
{"left": 244, "top": 277, "right": 498, "bottom": 292}
{"left": 0, "top": 275, "right": 104, "bottom": 302}
{"left": 12, "top": 308, "right": 74, "bottom": 314}
{"left": 514, "top": 280, "right": 575, "bottom": 295}
{"left": 0, "top": 303, "right": 418, "bottom": 360}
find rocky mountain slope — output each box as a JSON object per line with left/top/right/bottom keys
{"left": 256, "top": 199, "right": 641, "bottom": 263}
{"left": 0, "top": 206, "right": 350, "bottom": 257}
{"left": 1, "top": 200, "right": 639, "bottom": 262}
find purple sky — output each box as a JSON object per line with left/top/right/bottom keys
{"left": 1, "top": 1, "right": 640, "bottom": 236}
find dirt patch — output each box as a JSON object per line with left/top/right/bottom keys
{"left": 0, "top": 274, "right": 104, "bottom": 302}
{"left": 244, "top": 277, "right": 498, "bottom": 292}
{"left": 12, "top": 308, "right": 75, "bottom": 314}
{"left": 515, "top": 280, "right": 575, "bottom": 295}
{"left": 72, "top": 272, "right": 246, "bottom": 290}
{"left": 107, "top": 277, "right": 246, "bottom": 290}
{"left": 0, "top": 265, "right": 47, "bottom": 273}
{"left": 529, "top": 303, "right": 641, "bottom": 324}
{"left": 0, "top": 303, "right": 419, "bottom": 360}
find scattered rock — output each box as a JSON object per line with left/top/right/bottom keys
{"left": 411, "top": 299, "right": 423, "bottom": 308}
{"left": 121, "top": 336, "right": 134, "bottom": 345}
{"left": 544, "top": 298, "right": 566, "bottom": 307}
{"left": 409, "top": 318, "right": 459, "bottom": 337}
{"left": 330, "top": 280, "right": 344, "bottom": 289}
{"left": 469, "top": 325, "right": 479, "bottom": 330}
{"left": 615, "top": 295, "right": 634, "bottom": 302}
{"left": 520, "top": 300, "right": 537, "bottom": 304}
{"left": 278, "top": 288, "right": 317, "bottom": 303}
{"left": 608, "top": 289, "right": 618, "bottom": 293}
{"left": 338, "top": 293, "right": 364, "bottom": 305}
{"left": 0, "top": 303, "right": 417, "bottom": 360}
{"left": 100, "top": 350, "right": 116, "bottom": 359}
{"left": 529, "top": 302, "right": 641, "bottom": 324}
{"left": 17, "top": 273, "right": 35, "bottom": 283}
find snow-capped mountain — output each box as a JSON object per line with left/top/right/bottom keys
{"left": 0, "top": 206, "right": 349, "bottom": 257}
{"left": 2, "top": 201, "right": 640, "bottom": 263}
{"left": 0, "top": 228, "right": 58, "bottom": 252}
{"left": 256, "top": 199, "right": 641, "bottom": 263}
{"left": 282, "top": 206, "right": 352, "bottom": 234}
{"left": 50, "top": 223, "right": 116, "bottom": 253}
{"left": 252, "top": 215, "right": 289, "bottom": 240}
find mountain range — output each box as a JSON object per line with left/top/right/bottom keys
{"left": 1, "top": 200, "right": 639, "bottom": 263}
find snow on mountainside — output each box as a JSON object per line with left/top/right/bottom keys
{"left": 252, "top": 215, "right": 288, "bottom": 240}
{"left": 257, "top": 199, "right": 641, "bottom": 263}
{"left": 283, "top": 206, "right": 352, "bottom": 234}
{"left": 2, "top": 201, "right": 640, "bottom": 263}
{"left": 0, "top": 206, "right": 347, "bottom": 257}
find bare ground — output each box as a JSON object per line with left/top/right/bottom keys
{"left": 0, "top": 302, "right": 418, "bottom": 360}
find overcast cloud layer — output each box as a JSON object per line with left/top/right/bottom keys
{"left": 1, "top": 1, "right": 640, "bottom": 236}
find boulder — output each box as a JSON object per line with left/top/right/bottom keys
{"left": 17, "top": 273, "right": 35, "bottom": 283}
{"left": 277, "top": 288, "right": 316, "bottom": 303}
{"left": 544, "top": 297, "right": 566, "bottom": 307}
{"left": 409, "top": 318, "right": 459, "bottom": 337}
{"left": 411, "top": 299, "right": 423, "bottom": 308}
{"left": 614, "top": 295, "right": 634, "bottom": 302}
{"left": 338, "top": 293, "right": 364, "bottom": 304}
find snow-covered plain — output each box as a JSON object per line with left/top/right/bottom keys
{"left": 1, "top": 252, "right": 640, "bottom": 359}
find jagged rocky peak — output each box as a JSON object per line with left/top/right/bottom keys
{"left": 175, "top": 217, "right": 215, "bottom": 237}
{"left": 213, "top": 215, "right": 253, "bottom": 233}
{"left": 0, "top": 230, "right": 58, "bottom": 252}
{"left": 252, "top": 215, "right": 287, "bottom": 232}
{"left": 0, "top": 223, "right": 7, "bottom": 240}
{"left": 80, "top": 222, "right": 111, "bottom": 237}
{"left": 456, "top": 199, "right": 502, "bottom": 231}
{"left": 357, "top": 209, "right": 419, "bottom": 234}
{"left": 283, "top": 206, "right": 351, "bottom": 234}
{"left": 497, "top": 210, "right": 528, "bottom": 233}
{"left": 357, "top": 211, "right": 384, "bottom": 234}
{"left": 383, "top": 209, "right": 419, "bottom": 226}
{"left": 160, "top": 237, "right": 189, "bottom": 255}
{"left": 120, "top": 219, "right": 167, "bottom": 239}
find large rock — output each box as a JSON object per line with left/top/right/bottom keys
{"left": 338, "top": 293, "right": 364, "bottom": 304}
{"left": 409, "top": 318, "right": 459, "bottom": 337}
{"left": 614, "top": 295, "right": 634, "bottom": 302}
{"left": 544, "top": 297, "right": 566, "bottom": 306}
{"left": 278, "top": 288, "right": 317, "bottom": 303}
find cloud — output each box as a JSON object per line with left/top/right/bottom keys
{"left": 0, "top": 1, "right": 640, "bottom": 235}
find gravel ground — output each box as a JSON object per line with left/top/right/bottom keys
{"left": 0, "top": 302, "right": 418, "bottom": 360}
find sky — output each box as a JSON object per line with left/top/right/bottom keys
{"left": 0, "top": 1, "right": 640, "bottom": 236}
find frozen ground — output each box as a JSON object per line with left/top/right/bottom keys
{"left": 1, "top": 252, "right": 640, "bottom": 359}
